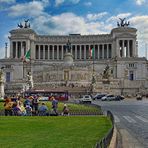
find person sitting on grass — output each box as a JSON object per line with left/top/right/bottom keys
{"left": 12, "top": 102, "right": 22, "bottom": 116}
{"left": 38, "top": 102, "right": 49, "bottom": 116}
{"left": 62, "top": 103, "right": 69, "bottom": 116}
{"left": 4, "top": 97, "right": 13, "bottom": 116}
{"left": 25, "top": 104, "right": 32, "bottom": 116}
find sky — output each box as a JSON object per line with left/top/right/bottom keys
{"left": 0, "top": 0, "right": 148, "bottom": 58}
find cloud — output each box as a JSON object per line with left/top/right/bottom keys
{"left": 55, "top": 0, "right": 80, "bottom": 6}
{"left": 130, "top": 15, "right": 148, "bottom": 41}
{"left": 8, "top": 1, "right": 49, "bottom": 17}
{"left": 84, "top": 2, "right": 92, "bottom": 6}
{"left": 0, "top": 0, "right": 15, "bottom": 4}
{"left": 107, "top": 13, "right": 132, "bottom": 23}
{"left": 136, "top": 0, "right": 145, "bottom": 5}
{"left": 31, "top": 12, "right": 109, "bottom": 35}
{"left": 86, "top": 12, "right": 108, "bottom": 21}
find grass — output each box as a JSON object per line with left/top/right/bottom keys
{"left": 0, "top": 116, "right": 112, "bottom": 148}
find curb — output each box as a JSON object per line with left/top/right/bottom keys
{"left": 109, "top": 126, "right": 117, "bottom": 148}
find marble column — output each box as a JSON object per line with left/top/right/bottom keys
{"left": 61, "top": 45, "right": 64, "bottom": 60}
{"left": 75, "top": 45, "right": 77, "bottom": 60}
{"left": 52, "top": 45, "right": 54, "bottom": 60}
{"left": 84, "top": 45, "right": 86, "bottom": 60}
{"left": 39, "top": 45, "right": 41, "bottom": 60}
{"left": 122, "top": 40, "right": 125, "bottom": 57}
{"left": 57, "top": 45, "right": 59, "bottom": 60}
{"left": 102, "top": 44, "right": 104, "bottom": 59}
{"left": 98, "top": 44, "right": 100, "bottom": 60}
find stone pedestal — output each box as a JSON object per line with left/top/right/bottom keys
{"left": 0, "top": 71, "right": 5, "bottom": 98}
{"left": 0, "top": 82, "right": 5, "bottom": 98}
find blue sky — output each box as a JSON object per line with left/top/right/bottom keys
{"left": 0, "top": 0, "right": 148, "bottom": 58}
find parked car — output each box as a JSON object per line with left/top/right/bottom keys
{"left": 114, "top": 95, "right": 125, "bottom": 101}
{"left": 136, "top": 95, "right": 142, "bottom": 100}
{"left": 79, "top": 95, "right": 92, "bottom": 104}
{"left": 39, "top": 96, "right": 49, "bottom": 101}
{"left": 101, "top": 95, "right": 116, "bottom": 101}
{"left": 93, "top": 93, "right": 107, "bottom": 100}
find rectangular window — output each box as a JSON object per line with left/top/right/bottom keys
{"left": 6, "top": 72, "right": 10, "bottom": 82}
{"left": 129, "top": 71, "right": 134, "bottom": 80}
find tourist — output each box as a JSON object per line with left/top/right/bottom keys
{"left": 51, "top": 97, "right": 58, "bottom": 115}
{"left": 25, "top": 104, "right": 32, "bottom": 116}
{"left": 4, "top": 97, "right": 13, "bottom": 116}
{"left": 32, "top": 95, "right": 39, "bottom": 115}
{"left": 38, "top": 102, "right": 49, "bottom": 116}
{"left": 12, "top": 102, "right": 22, "bottom": 116}
{"left": 62, "top": 103, "right": 69, "bottom": 116}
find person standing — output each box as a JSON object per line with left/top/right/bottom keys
{"left": 32, "top": 95, "right": 39, "bottom": 115}
{"left": 52, "top": 98, "right": 58, "bottom": 115}
{"left": 62, "top": 103, "right": 69, "bottom": 116}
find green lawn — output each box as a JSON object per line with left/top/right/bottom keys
{"left": 0, "top": 116, "right": 112, "bottom": 148}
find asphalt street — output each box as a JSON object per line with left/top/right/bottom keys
{"left": 93, "top": 99, "right": 148, "bottom": 148}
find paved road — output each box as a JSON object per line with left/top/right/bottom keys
{"left": 93, "top": 99, "right": 148, "bottom": 148}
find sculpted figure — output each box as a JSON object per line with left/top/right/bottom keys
{"left": 102, "top": 65, "right": 110, "bottom": 79}
{"left": 18, "top": 22, "right": 23, "bottom": 28}
{"left": 27, "top": 72, "right": 33, "bottom": 89}
{"left": 17, "top": 19, "right": 30, "bottom": 28}
{"left": 117, "top": 18, "right": 130, "bottom": 27}
{"left": 0, "top": 67, "right": 4, "bottom": 81}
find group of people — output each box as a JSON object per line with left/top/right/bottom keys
{"left": 3, "top": 95, "right": 69, "bottom": 116}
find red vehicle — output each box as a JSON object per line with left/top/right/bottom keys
{"left": 24, "top": 89, "right": 69, "bottom": 101}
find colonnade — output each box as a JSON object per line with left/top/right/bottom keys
{"left": 35, "top": 44, "right": 112, "bottom": 60}
{"left": 118, "top": 39, "right": 136, "bottom": 57}
{"left": 11, "top": 41, "right": 29, "bottom": 59}
{"left": 10, "top": 40, "right": 137, "bottom": 60}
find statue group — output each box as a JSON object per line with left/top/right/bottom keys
{"left": 18, "top": 19, "right": 30, "bottom": 29}
{"left": 117, "top": 18, "right": 130, "bottom": 27}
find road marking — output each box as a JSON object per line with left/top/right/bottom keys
{"left": 135, "top": 116, "right": 148, "bottom": 123}
{"left": 114, "top": 115, "right": 120, "bottom": 123}
{"left": 123, "top": 116, "right": 136, "bottom": 123}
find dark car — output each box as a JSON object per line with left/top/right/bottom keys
{"left": 93, "top": 94, "right": 107, "bottom": 100}
{"left": 136, "top": 95, "right": 142, "bottom": 100}
{"left": 115, "top": 95, "right": 125, "bottom": 101}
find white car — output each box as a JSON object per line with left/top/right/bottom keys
{"left": 101, "top": 95, "right": 116, "bottom": 101}
{"left": 79, "top": 95, "right": 92, "bottom": 104}
{"left": 39, "top": 96, "right": 49, "bottom": 101}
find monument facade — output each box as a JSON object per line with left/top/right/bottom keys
{"left": 0, "top": 19, "right": 147, "bottom": 96}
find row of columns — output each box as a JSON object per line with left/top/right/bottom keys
{"left": 11, "top": 41, "right": 30, "bottom": 58}
{"left": 35, "top": 44, "right": 112, "bottom": 60}
{"left": 10, "top": 40, "right": 137, "bottom": 60}
{"left": 118, "top": 40, "right": 137, "bottom": 57}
